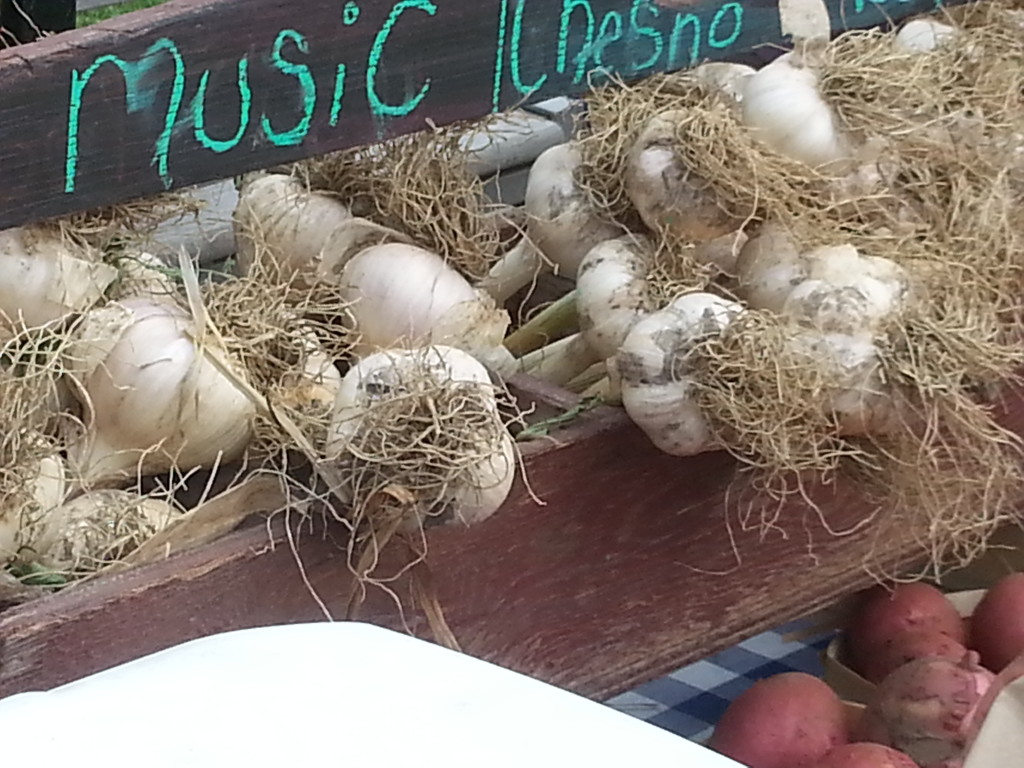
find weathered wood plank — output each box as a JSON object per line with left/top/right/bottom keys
{"left": 0, "top": 0, "right": 964, "bottom": 230}
{"left": 2, "top": 379, "right": 1019, "bottom": 701}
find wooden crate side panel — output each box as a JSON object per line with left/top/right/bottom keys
{"left": 6, "top": 383, "right": 1021, "bottom": 702}
{"left": 0, "top": 0, "right": 963, "bottom": 229}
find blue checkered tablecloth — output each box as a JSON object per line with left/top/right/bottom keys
{"left": 605, "top": 617, "right": 837, "bottom": 744}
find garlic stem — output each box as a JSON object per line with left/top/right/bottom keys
{"left": 502, "top": 289, "right": 579, "bottom": 357}
{"left": 477, "top": 142, "right": 620, "bottom": 303}
{"left": 519, "top": 332, "right": 598, "bottom": 386}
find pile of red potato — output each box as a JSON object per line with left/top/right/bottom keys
{"left": 708, "top": 574, "right": 1024, "bottom": 768}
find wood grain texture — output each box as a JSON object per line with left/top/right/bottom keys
{"left": 0, "top": 0, "right": 964, "bottom": 229}
{"left": 2, "top": 378, "right": 1020, "bottom": 702}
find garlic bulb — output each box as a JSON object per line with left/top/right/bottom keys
{"left": 519, "top": 236, "right": 653, "bottom": 386}
{"left": 894, "top": 19, "right": 957, "bottom": 53}
{"left": 735, "top": 223, "right": 806, "bottom": 312}
{"left": 782, "top": 245, "right": 911, "bottom": 334}
{"left": 740, "top": 54, "right": 850, "bottom": 169}
{"left": 477, "top": 142, "right": 620, "bottom": 303}
{"left": 0, "top": 226, "right": 118, "bottom": 336}
{"left": 0, "top": 455, "right": 67, "bottom": 563}
{"left": 233, "top": 173, "right": 352, "bottom": 277}
{"left": 339, "top": 242, "right": 513, "bottom": 375}
{"left": 692, "top": 61, "right": 756, "bottom": 104}
{"left": 625, "top": 110, "right": 745, "bottom": 253}
{"left": 614, "top": 292, "right": 743, "bottom": 456}
{"left": 327, "top": 345, "right": 516, "bottom": 532}
{"left": 63, "top": 298, "right": 257, "bottom": 487}
{"left": 26, "top": 489, "right": 177, "bottom": 574}
{"left": 792, "top": 330, "right": 894, "bottom": 435}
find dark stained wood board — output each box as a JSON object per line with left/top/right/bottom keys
{"left": 3, "top": 376, "right": 1019, "bottom": 701}
{"left": 0, "top": 0, "right": 968, "bottom": 230}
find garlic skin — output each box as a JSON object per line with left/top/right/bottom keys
{"left": 327, "top": 345, "right": 515, "bottom": 531}
{"left": 625, "top": 110, "right": 745, "bottom": 251}
{"left": 64, "top": 298, "right": 257, "bottom": 488}
{"left": 233, "top": 173, "right": 352, "bottom": 277}
{"left": 614, "top": 292, "right": 743, "bottom": 456}
{"left": 740, "top": 55, "right": 850, "bottom": 168}
{"left": 0, "top": 227, "right": 118, "bottom": 337}
{"left": 339, "top": 243, "right": 513, "bottom": 374}
{"left": 477, "top": 142, "right": 620, "bottom": 303}
{"left": 894, "top": 19, "right": 957, "bottom": 53}
{"left": 0, "top": 455, "right": 67, "bottom": 563}
{"left": 109, "top": 251, "right": 179, "bottom": 301}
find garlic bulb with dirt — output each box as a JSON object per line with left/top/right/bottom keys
{"left": 63, "top": 298, "right": 257, "bottom": 488}
{"left": 625, "top": 110, "right": 745, "bottom": 259}
{"left": 740, "top": 53, "right": 851, "bottom": 169}
{"left": 233, "top": 173, "right": 353, "bottom": 277}
{"left": 783, "top": 245, "right": 912, "bottom": 334}
{"left": 0, "top": 454, "right": 67, "bottom": 563}
{"left": 339, "top": 242, "right": 514, "bottom": 375}
{"left": 0, "top": 226, "right": 118, "bottom": 337}
{"left": 614, "top": 292, "right": 743, "bottom": 456}
{"left": 25, "top": 489, "right": 177, "bottom": 575}
{"left": 326, "top": 345, "right": 516, "bottom": 532}
{"left": 519, "top": 236, "right": 652, "bottom": 386}
{"left": 477, "top": 142, "right": 620, "bottom": 303}
{"left": 791, "top": 329, "right": 895, "bottom": 435}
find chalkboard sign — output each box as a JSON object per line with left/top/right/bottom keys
{"left": 0, "top": 0, "right": 960, "bottom": 230}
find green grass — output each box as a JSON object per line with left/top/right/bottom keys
{"left": 76, "top": 0, "right": 169, "bottom": 27}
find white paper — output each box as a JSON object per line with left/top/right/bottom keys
{"left": 0, "top": 622, "right": 745, "bottom": 768}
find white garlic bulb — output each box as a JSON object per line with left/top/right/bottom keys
{"left": 741, "top": 54, "right": 850, "bottom": 169}
{"left": 0, "top": 226, "right": 118, "bottom": 337}
{"left": 327, "top": 345, "right": 516, "bottom": 531}
{"left": 63, "top": 298, "right": 257, "bottom": 487}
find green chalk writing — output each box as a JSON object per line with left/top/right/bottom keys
{"left": 668, "top": 12, "right": 701, "bottom": 68}
{"left": 366, "top": 0, "right": 436, "bottom": 118}
{"left": 510, "top": 0, "right": 548, "bottom": 97}
{"left": 492, "top": 0, "right": 509, "bottom": 111}
{"left": 330, "top": 64, "right": 347, "bottom": 127}
{"left": 557, "top": 0, "right": 595, "bottom": 83}
{"left": 708, "top": 2, "right": 742, "bottom": 48}
{"left": 65, "top": 37, "right": 184, "bottom": 193}
{"left": 594, "top": 11, "right": 624, "bottom": 70}
{"left": 628, "top": 0, "right": 662, "bottom": 73}
{"left": 260, "top": 29, "right": 316, "bottom": 147}
{"left": 192, "top": 57, "right": 252, "bottom": 153}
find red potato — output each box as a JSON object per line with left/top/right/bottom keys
{"left": 862, "top": 652, "right": 995, "bottom": 768}
{"left": 861, "top": 629, "right": 969, "bottom": 684}
{"left": 709, "top": 672, "right": 848, "bottom": 768}
{"left": 848, "top": 584, "right": 965, "bottom": 678}
{"left": 969, "top": 572, "right": 1024, "bottom": 672}
{"left": 813, "top": 742, "right": 921, "bottom": 768}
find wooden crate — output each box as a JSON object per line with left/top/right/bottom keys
{"left": 0, "top": 0, "right": 997, "bottom": 702}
